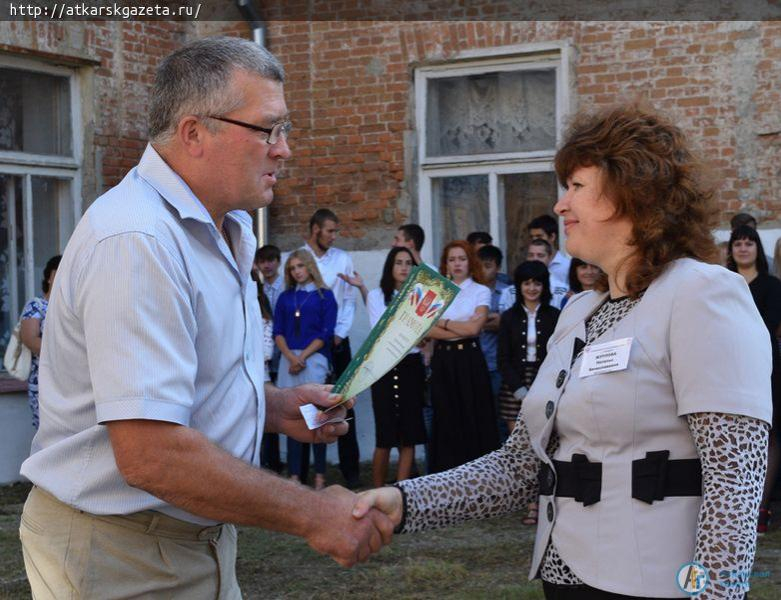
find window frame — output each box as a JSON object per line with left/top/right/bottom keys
{"left": 415, "top": 42, "right": 570, "bottom": 264}
{"left": 0, "top": 54, "right": 82, "bottom": 341}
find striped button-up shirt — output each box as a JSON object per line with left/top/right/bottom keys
{"left": 21, "top": 144, "right": 266, "bottom": 525}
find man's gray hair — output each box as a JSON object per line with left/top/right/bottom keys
{"left": 149, "top": 36, "right": 285, "bottom": 144}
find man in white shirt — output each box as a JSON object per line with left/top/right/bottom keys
{"left": 300, "top": 209, "right": 361, "bottom": 488}
{"left": 499, "top": 239, "right": 568, "bottom": 311}
{"left": 19, "top": 37, "right": 392, "bottom": 598}
{"left": 528, "top": 214, "right": 571, "bottom": 286}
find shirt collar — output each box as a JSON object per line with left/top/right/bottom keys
{"left": 136, "top": 144, "right": 215, "bottom": 225}
{"left": 303, "top": 243, "right": 332, "bottom": 261}
{"left": 523, "top": 303, "right": 539, "bottom": 313}
{"left": 296, "top": 282, "right": 317, "bottom": 292}
{"left": 458, "top": 277, "right": 474, "bottom": 290}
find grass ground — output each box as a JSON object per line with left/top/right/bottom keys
{"left": 1, "top": 465, "right": 780, "bottom": 599}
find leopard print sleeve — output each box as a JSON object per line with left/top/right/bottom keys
{"left": 395, "top": 418, "right": 540, "bottom": 533}
{"left": 686, "top": 412, "right": 768, "bottom": 600}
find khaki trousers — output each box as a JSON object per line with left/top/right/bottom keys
{"left": 19, "top": 486, "right": 242, "bottom": 599}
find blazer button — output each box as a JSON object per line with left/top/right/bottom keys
{"left": 547, "top": 502, "right": 554, "bottom": 522}
{"left": 556, "top": 370, "right": 566, "bottom": 388}
{"left": 546, "top": 469, "right": 555, "bottom": 489}
{"left": 545, "top": 401, "right": 554, "bottom": 418}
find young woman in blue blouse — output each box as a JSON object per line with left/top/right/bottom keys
{"left": 273, "top": 249, "right": 337, "bottom": 490}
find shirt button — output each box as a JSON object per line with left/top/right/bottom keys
{"left": 393, "top": 384, "right": 399, "bottom": 389}
{"left": 547, "top": 502, "right": 554, "bottom": 522}
{"left": 556, "top": 370, "right": 566, "bottom": 388}
{"left": 545, "top": 401, "right": 555, "bottom": 419}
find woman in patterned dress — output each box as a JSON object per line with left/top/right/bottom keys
{"left": 354, "top": 106, "right": 772, "bottom": 599}
{"left": 20, "top": 255, "right": 61, "bottom": 429}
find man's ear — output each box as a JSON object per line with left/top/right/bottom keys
{"left": 177, "top": 115, "right": 207, "bottom": 158}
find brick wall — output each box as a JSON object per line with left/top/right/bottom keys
{"left": 266, "top": 20, "right": 781, "bottom": 250}
{"left": 2, "top": 20, "right": 778, "bottom": 247}
{"left": 0, "top": 19, "right": 250, "bottom": 206}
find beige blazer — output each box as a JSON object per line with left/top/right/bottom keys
{"left": 522, "top": 258, "right": 772, "bottom": 597}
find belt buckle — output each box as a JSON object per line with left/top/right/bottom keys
{"left": 457, "top": 343, "right": 463, "bottom": 350}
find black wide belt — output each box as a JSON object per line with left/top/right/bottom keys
{"left": 538, "top": 450, "right": 702, "bottom": 507}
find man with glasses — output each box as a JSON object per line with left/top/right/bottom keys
{"left": 19, "top": 36, "right": 393, "bottom": 598}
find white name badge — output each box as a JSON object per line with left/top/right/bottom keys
{"left": 579, "top": 337, "right": 633, "bottom": 378}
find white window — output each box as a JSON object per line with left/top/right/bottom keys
{"left": 415, "top": 44, "right": 570, "bottom": 271}
{"left": 0, "top": 56, "right": 82, "bottom": 353}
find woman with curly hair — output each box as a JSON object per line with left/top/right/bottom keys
{"left": 426, "top": 240, "right": 500, "bottom": 473}
{"left": 355, "top": 106, "right": 772, "bottom": 599}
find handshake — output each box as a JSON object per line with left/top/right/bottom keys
{"left": 304, "top": 484, "right": 404, "bottom": 567}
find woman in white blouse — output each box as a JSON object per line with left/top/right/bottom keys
{"left": 367, "top": 247, "right": 427, "bottom": 488}
{"left": 425, "top": 240, "right": 500, "bottom": 473}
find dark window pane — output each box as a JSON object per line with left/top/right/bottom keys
{"left": 501, "top": 172, "right": 560, "bottom": 273}
{"left": 0, "top": 68, "right": 72, "bottom": 156}
{"left": 431, "top": 175, "right": 489, "bottom": 263}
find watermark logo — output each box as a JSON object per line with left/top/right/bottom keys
{"left": 677, "top": 562, "right": 709, "bottom": 596}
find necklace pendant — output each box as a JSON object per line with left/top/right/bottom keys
{"left": 295, "top": 310, "right": 301, "bottom": 318}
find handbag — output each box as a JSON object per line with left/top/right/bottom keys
{"left": 4, "top": 319, "right": 32, "bottom": 381}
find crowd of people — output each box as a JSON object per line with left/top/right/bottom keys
{"left": 251, "top": 202, "right": 781, "bottom": 537}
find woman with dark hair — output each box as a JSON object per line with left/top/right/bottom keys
{"left": 356, "top": 106, "right": 771, "bottom": 599}
{"left": 498, "top": 260, "right": 560, "bottom": 526}
{"left": 367, "top": 247, "right": 427, "bottom": 487}
{"left": 20, "top": 255, "right": 62, "bottom": 429}
{"left": 560, "top": 258, "right": 602, "bottom": 308}
{"left": 727, "top": 225, "right": 781, "bottom": 534}
{"left": 498, "top": 260, "right": 560, "bottom": 434}
{"left": 425, "top": 240, "right": 500, "bottom": 473}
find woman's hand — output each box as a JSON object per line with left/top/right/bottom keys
{"left": 352, "top": 487, "right": 404, "bottom": 529}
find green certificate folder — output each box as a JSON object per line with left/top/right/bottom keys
{"left": 300, "top": 264, "right": 460, "bottom": 429}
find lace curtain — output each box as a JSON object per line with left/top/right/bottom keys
{"left": 426, "top": 69, "right": 556, "bottom": 157}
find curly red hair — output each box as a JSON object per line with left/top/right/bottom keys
{"left": 555, "top": 105, "right": 719, "bottom": 297}
{"left": 439, "top": 240, "right": 485, "bottom": 284}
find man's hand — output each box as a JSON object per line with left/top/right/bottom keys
{"left": 306, "top": 485, "right": 394, "bottom": 567}
{"left": 352, "top": 487, "right": 404, "bottom": 529}
{"left": 337, "top": 270, "right": 364, "bottom": 289}
{"left": 264, "top": 383, "right": 354, "bottom": 444}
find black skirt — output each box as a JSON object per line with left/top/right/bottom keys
{"left": 429, "top": 338, "right": 500, "bottom": 473}
{"left": 371, "top": 353, "right": 427, "bottom": 448}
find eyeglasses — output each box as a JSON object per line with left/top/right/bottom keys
{"left": 206, "top": 115, "right": 292, "bottom": 144}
